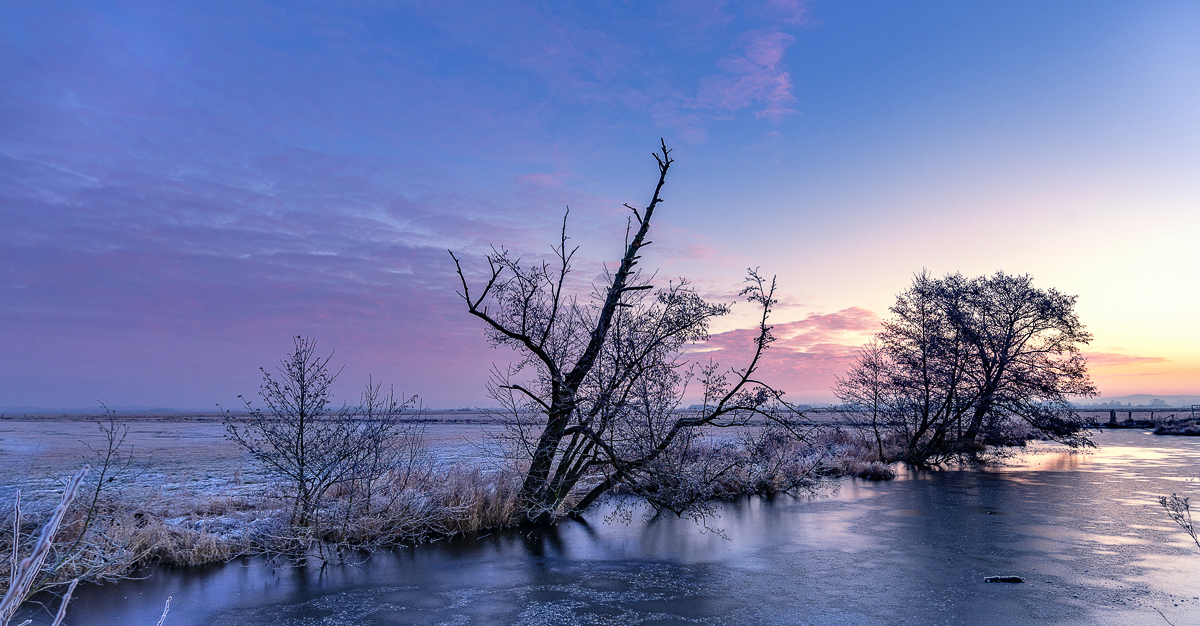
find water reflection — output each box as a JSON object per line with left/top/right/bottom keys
{"left": 26, "top": 431, "right": 1200, "bottom": 625}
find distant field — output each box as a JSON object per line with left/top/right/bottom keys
{"left": 0, "top": 411, "right": 510, "bottom": 496}
{"left": 0, "top": 408, "right": 1160, "bottom": 497}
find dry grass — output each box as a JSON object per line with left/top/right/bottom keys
{"left": 317, "top": 464, "right": 521, "bottom": 548}
{"left": 2, "top": 461, "right": 526, "bottom": 586}
{"left": 131, "top": 520, "right": 245, "bottom": 567}
{"left": 2, "top": 495, "right": 241, "bottom": 586}
{"left": 805, "top": 428, "right": 897, "bottom": 480}
{"left": 612, "top": 425, "right": 898, "bottom": 518}
{"left": 1, "top": 464, "right": 525, "bottom": 583}
{"left": 428, "top": 466, "right": 521, "bottom": 535}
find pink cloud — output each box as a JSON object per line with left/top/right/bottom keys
{"left": 1084, "top": 352, "right": 1171, "bottom": 386}
{"left": 1083, "top": 352, "right": 1169, "bottom": 367}
{"left": 691, "top": 307, "right": 880, "bottom": 400}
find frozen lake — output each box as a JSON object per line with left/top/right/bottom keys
{"left": 19, "top": 429, "right": 1200, "bottom": 625}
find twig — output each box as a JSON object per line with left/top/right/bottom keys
{"left": 156, "top": 596, "right": 172, "bottom": 626}
{"left": 48, "top": 579, "right": 78, "bottom": 626}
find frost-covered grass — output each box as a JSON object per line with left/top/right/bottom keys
{"left": 1155, "top": 419, "right": 1200, "bottom": 436}
{"left": 1, "top": 461, "right": 524, "bottom": 590}
{"left": 1, "top": 415, "right": 903, "bottom": 590}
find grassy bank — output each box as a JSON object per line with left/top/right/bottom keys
{"left": 0, "top": 418, "right": 904, "bottom": 601}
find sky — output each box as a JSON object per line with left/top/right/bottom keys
{"left": 2, "top": 1, "right": 1198, "bottom": 409}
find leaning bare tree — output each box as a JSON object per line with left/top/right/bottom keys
{"left": 450, "top": 141, "right": 806, "bottom": 524}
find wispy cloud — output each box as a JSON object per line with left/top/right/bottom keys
{"left": 0, "top": 138, "right": 590, "bottom": 406}
{"left": 0, "top": 0, "right": 808, "bottom": 407}
{"left": 698, "top": 30, "right": 799, "bottom": 123}
{"left": 401, "top": 1, "right": 805, "bottom": 144}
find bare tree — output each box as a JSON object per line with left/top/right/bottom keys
{"left": 451, "top": 141, "right": 806, "bottom": 523}
{"left": 224, "top": 336, "right": 421, "bottom": 530}
{"left": 836, "top": 271, "right": 1097, "bottom": 464}
{"left": 332, "top": 378, "right": 427, "bottom": 537}
{"left": 953, "top": 272, "right": 1096, "bottom": 444}
{"left": 833, "top": 340, "right": 892, "bottom": 461}
{"left": 877, "top": 271, "right": 973, "bottom": 463}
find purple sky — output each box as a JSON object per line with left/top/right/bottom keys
{"left": 3, "top": 1, "right": 1198, "bottom": 409}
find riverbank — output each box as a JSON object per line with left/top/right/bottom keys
{"left": 13, "top": 429, "right": 1199, "bottom": 626}
{"left": 1, "top": 412, "right": 893, "bottom": 594}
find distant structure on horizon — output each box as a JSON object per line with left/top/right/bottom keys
{"left": 1076, "top": 394, "right": 1200, "bottom": 408}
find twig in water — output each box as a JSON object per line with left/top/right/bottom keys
{"left": 1159, "top": 494, "right": 1200, "bottom": 549}
{"left": 156, "top": 596, "right": 172, "bottom": 626}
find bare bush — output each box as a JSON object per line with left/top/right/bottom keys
{"left": 808, "top": 429, "right": 896, "bottom": 480}
{"left": 47, "top": 407, "right": 152, "bottom": 586}
{"left": 0, "top": 408, "right": 163, "bottom": 600}
{"left": 738, "top": 425, "right": 826, "bottom": 490}
{"left": 224, "top": 336, "right": 423, "bottom": 535}
{"left": 1, "top": 468, "right": 175, "bottom": 626}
